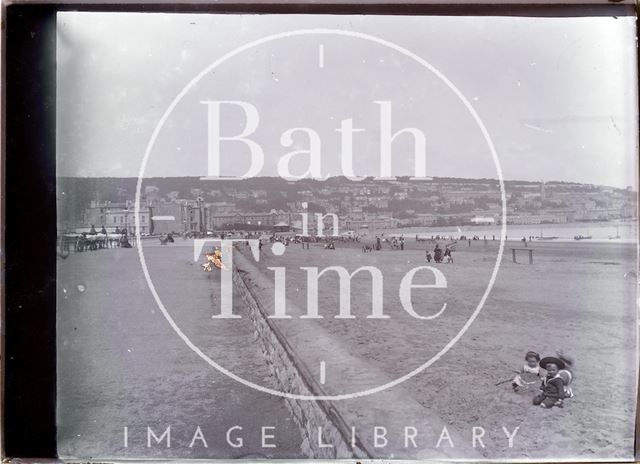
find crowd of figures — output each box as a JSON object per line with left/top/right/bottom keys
{"left": 426, "top": 243, "right": 454, "bottom": 263}
{"left": 362, "top": 235, "right": 405, "bottom": 252}
{"left": 59, "top": 224, "right": 134, "bottom": 255}
{"left": 224, "top": 232, "right": 460, "bottom": 263}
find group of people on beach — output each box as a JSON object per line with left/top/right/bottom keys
{"left": 76, "top": 224, "right": 132, "bottom": 250}
{"left": 508, "top": 351, "right": 574, "bottom": 409}
{"left": 360, "top": 235, "right": 406, "bottom": 253}
{"left": 426, "top": 244, "right": 453, "bottom": 263}
{"left": 159, "top": 232, "right": 175, "bottom": 245}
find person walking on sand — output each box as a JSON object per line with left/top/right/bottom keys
{"left": 433, "top": 244, "right": 443, "bottom": 263}
{"left": 444, "top": 246, "right": 453, "bottom": 263}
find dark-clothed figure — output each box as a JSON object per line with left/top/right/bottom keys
{"left": 433, "top": 244, "right": 443, "bottom": 263}
{"left": 444, "top": 246, "right": 452, "bottom": 263}
{"left": 533, "top": 357, "right": 566, "bottom": 408}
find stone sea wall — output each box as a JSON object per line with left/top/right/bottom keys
{"left": 230, "top": 250, "right": 480, "bottom": 461}
{"left": 232, "top": 263, "right": 371, "bottom": 459}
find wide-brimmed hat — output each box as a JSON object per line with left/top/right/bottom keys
{"left": 540, "top": 356, "right": 566, "bottom": 370}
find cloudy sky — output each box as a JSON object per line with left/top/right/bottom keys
{"left": 57, "top": 12, "right": 637, "bottom": 188}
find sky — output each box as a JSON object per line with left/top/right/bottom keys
{"left": 56, "top": 12, "right": 638, "bottom": 188}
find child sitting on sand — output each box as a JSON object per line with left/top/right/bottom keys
{"left": 533, "top": 354, "right": 574, "bottom": 408}
{"left": 512, "top": 351, "right": 543, "bottom": 392}
{"left": 556, "top": 351, "right": 574, "bottom": 398}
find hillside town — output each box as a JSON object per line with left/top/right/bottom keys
{"left": 65, "top": 177, "right": 637, "bottom": 236}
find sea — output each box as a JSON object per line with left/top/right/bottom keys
{"left": 385, "top": 220, "right": 638, "bottom": 244}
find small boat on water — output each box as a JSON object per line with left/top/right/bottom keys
{"left": 608, "top": 223, "right": 621, "bottom": 240}
{"left": 574, "top": 235, "right": 592, "bottom": 241}
{"left": 537, "top": 225, "right": 559, "bottom": 241}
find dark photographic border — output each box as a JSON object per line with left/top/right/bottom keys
{"left": 2, "top": 2, "right": 637, "bottom": 459}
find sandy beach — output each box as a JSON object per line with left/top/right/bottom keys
{"left": 57, "top": 237, "right": 637, "bottom": 460}
{"left": 56, "top": 241, "right": 303, "bottom": 459}
{"left": 240, "top": 237, "right": 638, "bottom": 460}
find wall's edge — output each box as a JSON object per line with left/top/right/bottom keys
{"left": 231, "top": 265, "right": 371, "bottom": 459}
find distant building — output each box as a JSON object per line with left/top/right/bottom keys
{"left": 209, "top": 201, "right": 237, "bottom": 215}
{"left": 291, "top": 214, "right": 339, "bottom": 236}
{"left": 209, "top": 210, "right": 292, "bottom": 230}
{"left": 105, "top": 207, "right": 151, "bottom": 234}
{"left": 83, "top": 200, "right": 150, "bottom": 234}
{"left": 183, "top": 199, "right": 208, "bottom": 233}
{"left": 343, "top": 215, "right": 398, "bottom": 231}
{"left": 507, "top": 214, "right": 568, "bottom": 225}
{"left": 470, "top": 216, "right": 496, "bottom": 225}
{"left": 150, "top": 202, "right": 184, "bottom": 235}
{"left": 150, "top": 199, "right": 210, "bottom": 234}
{"left": 413, "top": 213, "right": 439, "bottom": 226}
{"left": 84, "top": 200, "right": 127, "bottom": 227}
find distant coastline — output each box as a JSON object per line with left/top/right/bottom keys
{"left": 56, "top": 175, "right": 637, "bottom": 238}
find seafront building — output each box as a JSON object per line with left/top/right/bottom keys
{"left": 83, "top": 200, "right": 152, "bottom": 235}
{"left": 71, "top": 178, "right": 637, "bottom": 236}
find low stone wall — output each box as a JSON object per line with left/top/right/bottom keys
{"left": 231, "top": 250, "right": 481, "bottom": 461}
{"left": 232, "top": 264, "right": 371, "bottom": 459}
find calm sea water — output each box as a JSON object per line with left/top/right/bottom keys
{"left": 386, "top": 221, "right": 638, "bottom": 243}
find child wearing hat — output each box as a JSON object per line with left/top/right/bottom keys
{"left": 512, "top": 351, "right": 543, "bottom": 392}
{"left": 533, "top": 356, "right": 568, "bottom": 408}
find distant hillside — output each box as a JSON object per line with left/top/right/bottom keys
{"left": 57, "top": 175, "right": 631, "bottom": 226}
